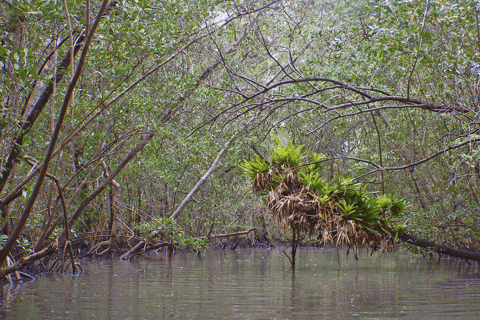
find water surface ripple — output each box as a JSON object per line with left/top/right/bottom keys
{"left": 2, "top": 248, "right": 480, "bottom": 319}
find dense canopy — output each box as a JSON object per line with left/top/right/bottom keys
{"left": 0, "top": 0, "right": 479, "bottom": 278}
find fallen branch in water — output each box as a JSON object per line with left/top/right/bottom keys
{"left": 120, "top": 228, "right": 256, "bottom": 260}
{"left": 120, "top": 240, "right": 174, "bottom": 260}
{"left": 400, "top": 233, "right": 480, "bottom": 261}
{"left": 0, "top": 241, "right": 58, "bottom": 280}
{"left": 196, "top": 228, "right": 256, "bottom": 240}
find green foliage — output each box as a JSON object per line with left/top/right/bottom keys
{"left": 307, "top": 152, "right": 326, "bottom": 172}
{"left": 134, "top": 217, "right": 208, "bottom": 252}
{"left": 329, "top": 178, "right": 409, "bottom": 233}
{"left": 389, "top": 196, "right": 409, "bottom": 218}
{"left": 242, "top": 140, "right": 409, "bottom": 235}
{"left": 0, "top": 234, "right": 32, "bottom": 257}
{"left": 0, "top": 235, "right": 8, "bottom": 250}
{"left": 316, "top": 194, "right": 332, "bottom": 206}
{"left": 338, "top": 199, "right": 356, "bottom": 215}
{"left": 297, "top": 152, "right": 328, "bottom": 193}
{"left": 16, "top": 237, "right": 32, "bottom": 255}
{"left": 239, "top": 156, "right": 270, "bottom": 178}
{"left": 271, "top": 138, "right": 305, "bottom": 167}
{"left": 1, "top": 0, "right": 478, "bottom": 265}
{"left": 299, "top": 170, "right": 324, "bottom": 193}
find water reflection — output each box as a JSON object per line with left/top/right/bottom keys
{"left": 0, "top": 283, "right": 22, "bottom": 314}
{"left": 2, "top": 248, "right": 480, "bottom": 319}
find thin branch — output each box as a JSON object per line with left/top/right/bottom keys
{"left": 353, "top": 137, "right": 480, "bottom": 181}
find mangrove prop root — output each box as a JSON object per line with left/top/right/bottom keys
{"left": 87, "top": 239, "right": 115, "bottom": 256}
{"left": 61, "top": 241, "right": 81, "bottom": 274}
{"left": 400, "top": 233, "right": 480, "bottom": 262}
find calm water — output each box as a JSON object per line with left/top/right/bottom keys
{"left": 2, "top": 248, "right": 480, "bottom": 319}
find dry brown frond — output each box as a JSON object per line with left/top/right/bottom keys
{"left": 253, "top": 172, "right": 271, "bottom": 194}
{"left": 284, "top": 168, "right": 299, "bottom": 188}
{"left": 250, "top": 163, "right": 402, "bottom": 254}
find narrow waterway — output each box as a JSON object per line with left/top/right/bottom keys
{"left": 2, "top": 248, "right": 480, "bottom": 319}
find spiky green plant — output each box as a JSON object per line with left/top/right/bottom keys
{"left": 299, "top": 170, "right": 324, "bottom": 193}
{"left": 390, "top": 197, "right": 408, "bottom": 217}
{"left": 271, "top": 138, "right": 305, "bottom": 167}
{"left": 240, "top": 156, "right": 270, "bottom": 178}
{"left": 316, "top": 194, "right": 332, "bottom": 206}
{"left": 338, "top": 199, "right": 356, "bottom": 215}
{"left": 240, "top": 140, "right": 410, "bottom": 252}
{"left": 306, "top": 152, "right": 326, "bottom": 172}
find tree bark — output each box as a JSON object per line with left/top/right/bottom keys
{"left": 400, "top": 233, "right": 480, "bottom": 261}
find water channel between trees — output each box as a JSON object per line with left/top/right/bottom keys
{"left": 2, "top": 248, "right": 480, "bottom": 319}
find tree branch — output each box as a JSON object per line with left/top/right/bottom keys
{"left": 400, "top": 233, "right": 480, "bottom": 261}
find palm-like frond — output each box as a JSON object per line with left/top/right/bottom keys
{"left": 241, "top": 140, "right": 408, "bottom": 253}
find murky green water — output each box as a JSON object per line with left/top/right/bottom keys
{"left": 2, "top": 248, "right": 480, "bottom": 319}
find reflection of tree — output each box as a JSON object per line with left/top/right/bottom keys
{"left": 0, "top": 283, "right": 22, "bottom": 315}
